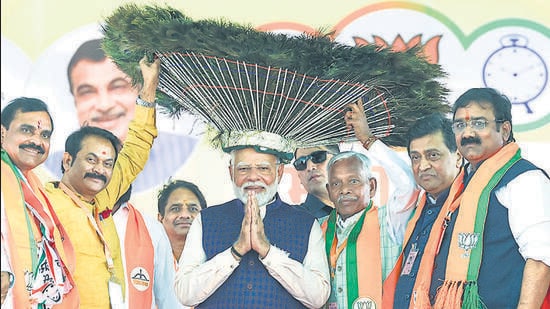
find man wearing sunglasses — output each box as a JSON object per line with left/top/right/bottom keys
{"left": 293, "top": 145, "right": 340, "bottom": 218}
{"left": 294, "top": 101, "right": 417, "bottom": 244}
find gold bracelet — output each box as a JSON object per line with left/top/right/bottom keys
{"left": 362, "top": 135, "right": 378, "bottom": 150}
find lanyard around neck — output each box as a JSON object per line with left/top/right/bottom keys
{"left": 327, "top": 201, "right": 373, "bottom": 275}
{"left": 58, "top": 182, "right": 115, "bottom": 271}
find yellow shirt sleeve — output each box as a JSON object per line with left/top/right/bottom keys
{"left": 94, "top": 104, "right": 158, "bottom": 302}
{"left": 96, "top": 104, "right": 158, "bottom": 210}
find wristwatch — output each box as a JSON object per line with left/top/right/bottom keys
{"left": 136, "top": 96, "right": 156, "bottom": 108}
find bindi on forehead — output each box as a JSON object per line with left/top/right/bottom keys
{"left": 15, "top": 111, "right": 51, "bottom": 128}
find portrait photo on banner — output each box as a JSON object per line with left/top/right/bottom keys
{"left": 22, "top": 24, "right": 204, "bottom": 198}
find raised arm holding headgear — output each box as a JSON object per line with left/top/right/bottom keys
{"left": 42, "top": 56, "right": 160, "bottom": 308}
{"left": 101, "top": 4, "right": 450, "bottom": 308}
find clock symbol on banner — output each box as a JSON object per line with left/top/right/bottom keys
{"left": 482, "top": 34, "right": 548, "bottom": 114}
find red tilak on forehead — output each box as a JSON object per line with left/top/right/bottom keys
{"left": 465, "top": 110, "right": 470, "bottom": 121}
{"left": 101, "top": 151, "right": 107, "bottom": 155}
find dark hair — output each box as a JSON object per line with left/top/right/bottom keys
{"left": 67, "top": 39, "right": 106, "bottom": 94}
{"left": 157, "top": 180, "right": 207, "bottom": 216}
{"left": 452, "top": 87, "right": 514, "bottom": 142}
{"left": 114, "top": 184, "right": 133, "bottom": 209}
{"left": 1, "top": 97, "right": 54, "bottom": 132}
{"left": 293, "top": 144, "right": 340, "bottom": 159}
{"left": 62, "top": 126, "right": 121, "bottom": 173}
{"left": 407, "top": 113, "right": 456, "bottom": 154}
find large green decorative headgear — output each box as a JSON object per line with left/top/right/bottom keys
{"left": 102, "top": 4, "right": 449, "bottom": 163}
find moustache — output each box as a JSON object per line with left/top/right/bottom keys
{"left": 337, "top": 195, "right": 358, "bottom": 203}
{"left": 241, "top": 181, "right": 267, "bottom": 190}
{"left": 418, "top": 172, "right": 437, "bottom": 178}
{"left": 461, "top": 137, "right": 482, "bottom": 147}
{"left": 20, "top": 143, "right": 45, "bottom": 154}
{"left": 174, "top": 219, "right": 193, "bottom": 225}
{"left": 84, "top": 172, "right": 107, "bottom": 183}
{"left": 308, "top": 172, "right": 322, "bottom": 180}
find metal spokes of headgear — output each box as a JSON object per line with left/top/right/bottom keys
{"left": 157, "top": 51, "right": 394, "bottom": 152}
{"left": 102, "top": 4, "right": 450, "bottom": 159}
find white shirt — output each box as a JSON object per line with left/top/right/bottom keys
{"left": 367, "top": 140, "right": 419, "bottom": 244}
{"left": 174, "top": 203, "right": 330, "bottom": 308}
{"left": 113, "top": 203, "right": 186, "bottom": 309}
{"left": 494, "top": 169, "right": 550, "bottom": 265}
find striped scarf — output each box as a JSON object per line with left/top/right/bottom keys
{"left": 1, "top": 150, "right": 78, "bottom": 308}
{"left": 413, "top": 143, "right": 521, "bottom": 309}
{"left": 322, "top": 202, "right": 382, "bottom": 309}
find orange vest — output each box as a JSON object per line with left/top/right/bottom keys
{"left": 124, "top": 203, "right": 155, "bottom": 309}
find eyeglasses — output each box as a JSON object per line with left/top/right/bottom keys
{"left": 452, "top": 119, "right": 504, "bottom": 134}
{"left": 234, "top": 164, "right": 278, "bottom": 176}
{"left": 293, "top": 150, "right": 329, "bottom": 171}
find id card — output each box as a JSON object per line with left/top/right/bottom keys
{"left": 401, "top": 243, "right": 419, "bottom": 275}
{"left": 108, "top": 278, "right": 124, "bottom": 309}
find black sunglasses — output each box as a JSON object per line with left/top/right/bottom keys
{"left": 293, "top": 151, "right": 329, "bottom": 171}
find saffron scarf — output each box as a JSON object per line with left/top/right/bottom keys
{"left": 382, "top": 192, "right": 426, "bottom": 309}
{"left": 382, "top": 170, "right": 465, "bottom": 308}
{"left": 321, "top": 202, "right": 382, "bottom": 309}
{"left": 124, "top": 203, "right": 154, "bottom": 309}
{"left": 412, "top": 143, "right": 520, "bottom": 309}
{"left": 1, "top": 151, "right": 78, "bottom": 308}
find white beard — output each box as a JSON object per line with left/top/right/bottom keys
{"left": 232, "top": 175, "right": 279, "bottom": 206}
